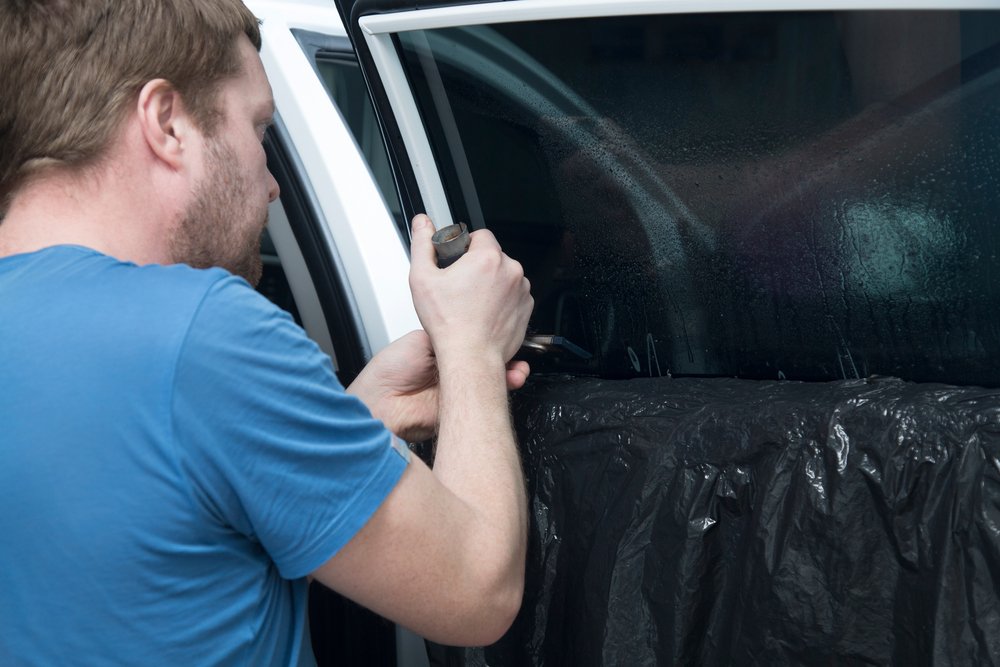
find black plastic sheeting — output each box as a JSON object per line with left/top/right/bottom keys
{"left": 460, "top": 375, "right": 1000, "bottom": 666}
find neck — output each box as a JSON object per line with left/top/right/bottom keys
{"left": 0, "top": 166, "right": 178, "bottom": 265}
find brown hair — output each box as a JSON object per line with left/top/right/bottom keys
{"left": 0, "top": 0, "right": 261, "bottom": 212}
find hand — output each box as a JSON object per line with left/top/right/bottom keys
{"left": 408, "top": 214, "right": 534, "bottom": 366}
{"left": 348, "top": 330, "right": 531, "bottom": 441}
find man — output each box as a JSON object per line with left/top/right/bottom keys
{"left": 0, "top": 0, "right": 534, "bottom": 664}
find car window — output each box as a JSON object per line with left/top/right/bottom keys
{"left": 395, "top": 10, "right": 1000, "bottom": 386}
{"left": 313, "top": 52, "right": 405, "bottom": 228}
{"left": 292, "top": 28, "right": 405, "bottom": 229}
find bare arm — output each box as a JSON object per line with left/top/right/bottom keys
{"left": 314, "top": 215, "right": 533, "bottom": 646}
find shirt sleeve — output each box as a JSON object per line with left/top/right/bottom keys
{"left": 170, "top": 275, "right": 408, "bottom": 580}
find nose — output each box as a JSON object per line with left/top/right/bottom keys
{"left": 267, "top": 170, "right": 280, "bottom": 203}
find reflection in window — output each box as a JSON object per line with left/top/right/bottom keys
{"left": 399, "top": 11, "right": 1000, "bottom": 385}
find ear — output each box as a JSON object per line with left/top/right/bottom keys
{"left": 135, "top": 79, "right": 199, "bottom": 170}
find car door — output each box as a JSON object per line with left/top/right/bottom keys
{"left": 330, "top": 1, "right": 1000, "bottom": 665}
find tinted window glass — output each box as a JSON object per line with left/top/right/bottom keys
{"left": 399, "top": 11, "right": 1000, "bottom": 385}
{"left": 315, "top": 54, "right": 404, "bottom": 226}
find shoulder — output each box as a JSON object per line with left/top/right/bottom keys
{"left": 23, "top": 245, "right": 245, "bottom": 325}
{"left": 72, "top": 248, "right": 288, "bottom": 347}
{"left": 2, "top": 245, "right": 279, "bottom": 360}
{"left": 179, "top": 267, "right": 324, "bottom": 376}
{"left": 41, "top": 246, "right": 302, "bottom": 370}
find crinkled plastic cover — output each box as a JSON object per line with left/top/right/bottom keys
{"left": 467, "top": 375, "right": 1000, "bottom": 666}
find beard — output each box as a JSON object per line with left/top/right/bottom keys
{"left": 169, "top": 138, "right": 268, "bottom": 286}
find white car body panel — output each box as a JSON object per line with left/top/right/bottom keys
{"left": 253, "top": 0, "right": 420, "bottom": 359}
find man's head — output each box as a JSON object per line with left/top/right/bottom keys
{"left": 0, "top": 0, "right": 260, "bottom": 202}
{"left": 0, "top": 0, "right": 276, "bottom": 284}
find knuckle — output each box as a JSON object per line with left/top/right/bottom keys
{"left": 469, "top": 245, "right": 497, "bottom": 266}
{"left": 473, "top": 228, "right": 498, "bottom": 243}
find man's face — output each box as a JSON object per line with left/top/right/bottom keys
{"left": 170, "top": 36, "right": 279, "bottom": 286}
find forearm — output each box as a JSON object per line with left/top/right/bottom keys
{"left": 432, "top": 351, "right": 528, "bottom": 601}
{"left": 318, "top": 350, "right": 528, "bottom": 644}
{"left": 313, "top": 217, "right": 533, "bottom": 645}
{"left": 344, "top": 338, "right": 528, "bottom": 581}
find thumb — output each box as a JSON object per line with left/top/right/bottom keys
{"left": 409, "top": 214, "right": 437, "bottom": 272}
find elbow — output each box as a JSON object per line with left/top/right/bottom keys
{"left": 469, "top": 538, "right": 526, "bottom": 645}
{"left": 470, "top": 571, "right": 524, "bottom": 646}
{"left": 434, "top": 556, "right": 525, "bottom": 647}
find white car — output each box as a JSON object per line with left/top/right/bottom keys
{"left": 247, "top": 1, "right": 1000, "bottom": 665}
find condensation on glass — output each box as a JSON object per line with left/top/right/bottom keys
{"left": 398, "top": 11, "right": 1000, "bottom": 385}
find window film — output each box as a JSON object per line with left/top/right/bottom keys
{"left": 398, "top": 11, "right": 1000, "bottom": 385}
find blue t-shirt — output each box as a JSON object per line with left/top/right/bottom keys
{"left": 0, "top": 246, "right": 408, "bottom": 666}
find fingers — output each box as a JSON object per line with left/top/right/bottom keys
{"left": 466, "top": 226, "right": 501, "bottom": 254}
{"left": 407, "top": 213, "right": 533, "bottom": 365}
{"left": 397, "top": 329, "right": 433, "bottom": 352}
{"left": 505, "top": 360, "right": 531, "bottom": 391}
{"left": 409, "top": 214, "right": 438, "bottom": 273}
{"left": 410, "top": 213, "right": 503, "bottom": 272}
